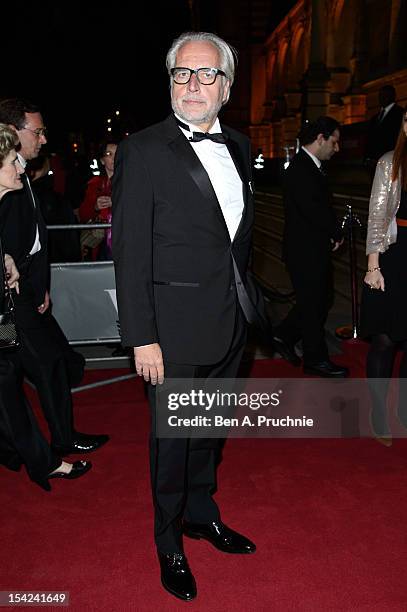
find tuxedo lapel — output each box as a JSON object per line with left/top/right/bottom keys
{"left": 297, "top": 149, "right": 326, "bottom": 183}
{"left": 22, "top": 172, "right": 47, "bottom": 247}
{"left": 223, "top": 127, "right": 251, "bottom": 243}
{"left": 164, "top": 116, "right": 230, "bottom": 239}
{"left": 21, "top": 173, "right": 36, "bottom": 210}
{"left": 224, "top": 130, "right": 248, "bottom": 186}
{"left": 168, "top": 134, "right": 218, "bottom": 203}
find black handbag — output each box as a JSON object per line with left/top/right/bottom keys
{"left": 0, "top": 241, "right": 19, "bottom": 350}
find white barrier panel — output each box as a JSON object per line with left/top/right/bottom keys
{"left": 50, "top": 262, "right": 119, "bottom": 344}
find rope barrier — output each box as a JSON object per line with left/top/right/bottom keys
{"left": 47, "top": 211, "right": 365, "bottom": 341}
{"left": 47, "top": 223, "right": 111, "bottom": 230}
{"left": 336, "top": 204, "right": 363, "bottom": 340}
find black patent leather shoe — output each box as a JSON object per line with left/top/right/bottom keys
{"left": 48, "top": 460, "right": 92, "bottom": 480}
{"left": 158, "top": 552, "right": 197, "bottom": 601}
{"left": 303, "top": 360, "right": 349, "bottom": 378}
{"left": 271, "top": 336, "right": 301, "bottom": 367}
{"left": 51, "top": 432, "right": 109, "bottom": 456}
{"left": 183, "top": 520, "right": 256, "bottom": 554}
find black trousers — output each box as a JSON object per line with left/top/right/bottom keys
{"left": 0, "top": 353, "right": 60, "bottom": 486}
{"left": 148, "top": 307, "right": 247, "bottom": 553}
{"left": 275, "top": 258, "right": 333, "bottom": 364}
{"left": 14, "top": 287, "right": 85, "bottom": 448}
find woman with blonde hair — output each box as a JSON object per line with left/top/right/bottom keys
{"left": 360, "top": 107, "right": 407, "bottom": 443}
{"left": 0, "top": 124, "right": 91, "bottom": 489}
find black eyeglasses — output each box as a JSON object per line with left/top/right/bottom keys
{"left": 22, "top": 126, "right": 47, "bottom": 137}
{"left": 171, "top": 67, "right": 226, "bottom": 85}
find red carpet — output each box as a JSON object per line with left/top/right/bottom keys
{"left": 1, "top": 342, "right": 407, "bottom": 610}
{"left": 245, "top": 338, "right": 369, "bottom": 378}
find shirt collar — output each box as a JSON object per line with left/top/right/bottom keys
{"left": 174, "top": 113, "right": 221, "bottom": 140}
{"left": 302, "top": 146, "right": 321, "bottom": 169}
{"left": 17, "top": 153, "right": 27, "bottom": 169}
{"left": 382, "top": 102, "right": 395, "bottom": 114}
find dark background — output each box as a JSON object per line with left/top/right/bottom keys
{"left": 1, "top": 1, "right": 293, "bottom": 151}
{"left": 1, "top": 0, "right": 192, "bottom": 150}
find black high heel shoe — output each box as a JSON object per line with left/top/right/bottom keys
{"left": 48, "top": 460, "right": 92, "bottom": 480}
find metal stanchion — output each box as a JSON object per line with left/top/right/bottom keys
{"left": 336, "top": 204, "right": 362, "bottom": 340}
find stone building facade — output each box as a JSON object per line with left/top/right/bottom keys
{"left": 248, "top": 0, "right": 407, "bottom": 158}
{"left": 191, "top": 0, "right": 407, "bottom": 159}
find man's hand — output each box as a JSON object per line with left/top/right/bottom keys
{"left": 331, "top": 237, "right": 344, "bottom": 252}
{"left": 37, "top": 290, "right": 50, "bottom": 314}
{"left": 4, "top": 254, "right": 19, "bottom": 294}
{"left": 134, "top": 343, "right": 164, "bottom": 385}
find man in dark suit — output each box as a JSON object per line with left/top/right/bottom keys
{"left": 0, "top": 98, "right": 109, "bottom": 457}
{"left": 272, "top": 117, "right": 349, "bottom": 378}
{"left": 112, "top": 32, "right": 257, "bottom": 601}
{"left": 365, "top": 85, "right": 404, "bottom": 168}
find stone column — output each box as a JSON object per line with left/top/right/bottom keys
{"left": 263, "top": 48, "right": 278, "bottom": 122}
{"left": 302, "top": 0, "right": 331, "bottom": 120}
{"left": 389, "top": 0, "right": 407, "bottom": 71}
{"left": 342, "top": 0, "right": 368, "bottom": 123}
{"left": 250, "top": 43, "right": 267, "bottom": 125}
{"left": 309, "top": 0, "right": 327, "bottom": 65}
{"left": 349, "top": 0, "right": 369, "bottom": 90}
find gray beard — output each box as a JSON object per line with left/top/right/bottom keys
{"left": 171, "top": 100, "right": 222, "bottom": 129}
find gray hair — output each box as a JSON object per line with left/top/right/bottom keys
{"left": 166, "top": 32, "right": 237, "bottom": 86}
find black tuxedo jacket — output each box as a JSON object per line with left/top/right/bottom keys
{"left": 365, "top": 104, "right": 404, "bottom": 161}
{"left": 112, "top": 114, "right": 257, "bottom": 365}
{"left": 0, "top": 174, "right": 48, "bottom": 307}
{"left": 282, "top": 149, "right": 342, "bottom": 268}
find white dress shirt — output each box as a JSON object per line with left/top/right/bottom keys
{"left": 175, "top": 114, "right": 244, "bottom": 241}
{"left": 379, "top": 102, "right": 395, "bottom": 121}
{"left": 302, "top": 146, "right": 321, "bottom": 169}
{"left": 18, "top": 153, "right": 41, "bottom": 255}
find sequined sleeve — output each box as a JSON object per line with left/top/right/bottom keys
{"left": 366, "top": 157, "right": 393, "bottom": 255}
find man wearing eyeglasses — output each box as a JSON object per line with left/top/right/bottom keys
{"left": 0, "top": 98, "right": 109, "bottom": 463}
{"left": 113, "top": 32, "right": 264, "bottom": 601}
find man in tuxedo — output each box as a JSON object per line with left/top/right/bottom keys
{"left": 0, "top": 98, "right": 109, "bottom": 457}
{"left": 112, "top": 32, "right": 257, "bottom": 601}
{"left": 365, "top": 85, "right": 404, "bottom": 168}
{"left": 272, "top": 117, "right": 349, "bottom": 378}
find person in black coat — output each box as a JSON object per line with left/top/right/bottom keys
{"left": 365, "top": 85, "right": 405, "bottom": 169}
{"left": 29, "top": 155, "right": 81, "bottom": 263}
{"left": 113, "top": 32, "right": 260, "bottom": 601}
{"left": 0, "top": 98, "right": 108, "bottom": 456}
{"left": 0, "top": 123, "right": 91, "bottom": 489}
{"left": 272, "top": 117, "right": 349, "bottom": 377}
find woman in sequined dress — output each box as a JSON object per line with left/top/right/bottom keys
{"left": 360, "top": 107, "right": 407, "bottom": 444}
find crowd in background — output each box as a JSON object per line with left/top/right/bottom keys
{"left": 0, "top": 80, "right": 405, "bottom": 492}
{"left": 26, "top": 137, "right": 120, "bottom": 264}
{"left": 0, "top": 98, "right": 109, "bottom": 492}
{"left": 11, "top": 84, "right": 405, "bottom": 270}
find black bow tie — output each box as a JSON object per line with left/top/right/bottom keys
{"left": 189, "top": 131, "right": 228, "bottom": 144}
{"left": 174, "top": 115, "right": 228, "bottom": 144}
